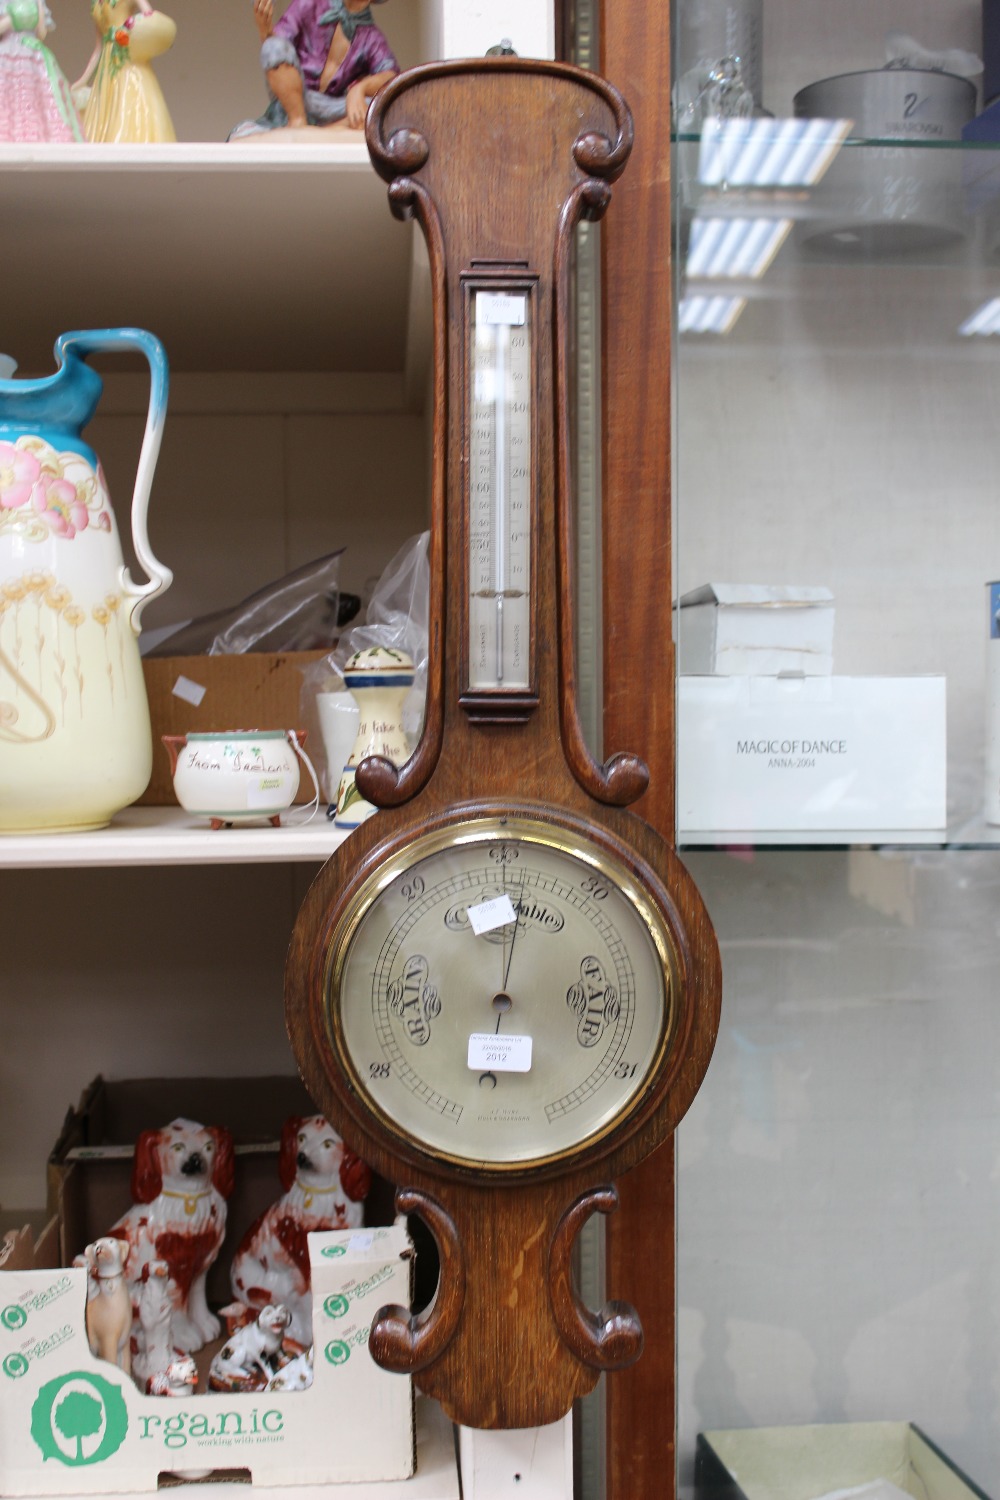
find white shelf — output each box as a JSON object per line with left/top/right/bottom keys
{"left": 0, "top": 805, "right": 350, "bottom": 869}
{"left": 0, "top": 143, "right": 415, "bottom": 376}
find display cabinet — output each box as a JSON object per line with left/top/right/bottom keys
{"left": 672, "top": 0, "right": 1000, "bottom": 1494}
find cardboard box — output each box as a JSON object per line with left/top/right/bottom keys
{"left": 1, "top": 1216, "right": 60, "bottom": 1275}
{"left": 678, "top": 585, "right": 835, "bottom": 676}
{"left": 695, "top": 1422, "right": 991, "bottom": 1500}
{"left": 138, "top": 652, "right": 329, "bottom": 805}
{"left": 47, "top": 1076, "right": 397, "bottom": 1307}
{"left": 0, "top": 1226, "right": 415, "bottom": 1494}
{"left": 678, "top": 675, "right": 947, "bottom": 833}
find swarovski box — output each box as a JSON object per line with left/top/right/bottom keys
{"left": 678, "top": 585, "right": 835, "bottom": 676}
{"left": 0, "top": 1226, "right": 415, "bottom": 1494}
{"left": 695, "top": 1422, "right": 991, "bottom": 1499}
{"left": 678, "top": 676, "right": 947, "bottom": 833}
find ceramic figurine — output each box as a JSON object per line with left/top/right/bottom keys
{"left": 267, "top": 1346, "right": 313, "bottom": 1391}
{"left": 335, "top": 646, "right": 414, "bottom": 828}
{"left": 73, "top": 0, "right": 176, "bottom": 143}
{"left": 83, "top": 1237, "right": 133, "bottom": 1374}
{"left": 132, "top": 1258, "right": 175, "bottom": 1390}
{"left": 107, "top": 1117, "right": 235, "bottom": 1353}
{"left": 0, "top": 0, "right": 85, "bottom": 141}
{"left": 230, "top": 1113, "right": 371, "bottom": 1346}
{"left": 147, "top": 1354, "right": 197, "bottom": 1397}
{"left": 208, "top": 1304, "right": 294, "bottom": 1392}
{"left": 0, "top": 329, "right": 172, "bottom": 834}
{"left": 229, "top": 0, "right": 399, "bottom": 140}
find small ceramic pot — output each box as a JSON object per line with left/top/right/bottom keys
{"left": 163, "top": 730, "right": 317, "bottom": 829}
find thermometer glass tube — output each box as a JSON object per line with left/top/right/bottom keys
{"left": 468, "top": 289, "right": 532, "bottom": 693}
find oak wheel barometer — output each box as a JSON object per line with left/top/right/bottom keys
{"left": 285, "top": 56, "right": 722, "bottom": 1432}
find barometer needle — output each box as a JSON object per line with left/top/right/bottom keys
{"left": 503, "top": 879, "right": 523, "bottom": 991}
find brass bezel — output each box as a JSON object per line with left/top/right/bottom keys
{"left": 322, "top": 813, "right": 680, "bottom": 1175}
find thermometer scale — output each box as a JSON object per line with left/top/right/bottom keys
{"left": 466, "top": 284, "right": 534, "bottom": 705}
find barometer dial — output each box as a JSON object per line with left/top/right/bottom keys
{"left": 323, "top": 815, "right": 678, "bottom": 1170}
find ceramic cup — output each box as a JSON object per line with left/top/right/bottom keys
{"left": 315, "top": 691, "right": 361, "bottom": 804}
{"left": 163, "top": 729, "right": 319, "bottom": 829}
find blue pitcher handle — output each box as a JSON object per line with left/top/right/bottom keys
{"left": 55, "top": 328, "right": 173, "bottom": 632}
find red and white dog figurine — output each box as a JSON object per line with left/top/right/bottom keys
{"left": 230, "top": 1114, "right": 371, "bottom": 1346}
{"left": 109, "top": 1117, "right": 235, "bottom": 1353}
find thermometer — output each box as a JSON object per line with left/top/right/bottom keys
{"left": 468, "top": 289, "right": 532, "bottom": 693}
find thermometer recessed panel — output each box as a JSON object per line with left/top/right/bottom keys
{"left": 467, "top": 285, "right": 534, "bottom": 697}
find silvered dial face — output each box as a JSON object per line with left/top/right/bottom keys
{"left": 325, "top": 817, "right": 675, "bottom": 1169}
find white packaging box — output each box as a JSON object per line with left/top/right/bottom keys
{"left": 0, "top": 1225, "right": 415, "bottom": 1495}
{"left": 678, "top": 675, "right": 947, "bottom": 832}
{"left": 678, "top": 584, "right": 835, "bottom": 676}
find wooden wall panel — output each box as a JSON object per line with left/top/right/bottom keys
{"left": 599, "top": 5, "right": 678, "bottom": 1499}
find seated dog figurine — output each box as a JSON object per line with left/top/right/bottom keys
{"left": 209, "top": 1303, "right": 293, "bottom": 1392}
{"left": 84, "top": 1237, "right": 133, "bottom": 1374}
{"left": 147, "top": 1354, "right": 198, "bottom": 1398}
{"left": 230, "top": 1114, "right": 371, "bottom": 1346}
{"left": 108, "top": 1117, "right": 235, "bottom": 1353}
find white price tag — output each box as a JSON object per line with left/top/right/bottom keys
{"left": 467, "top": 1032, "right": 533, "bottom": 1073}
{"left": 246, "top": 773, "right": 296, "bottom": 808}
{"left": 171, "top": 674, "right": 207, "bottom": 707}
{"left": 348, "top": 1232, "right": 375, "bottom": 1252}
{"left": 479, "top": 291, "right": 527, "bottom": 327}
{"left": 467, "top": 893, "right": 517, "bottom": 936}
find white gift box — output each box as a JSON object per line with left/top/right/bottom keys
{"left": 678, "top": 584, "right": 835, "bottom": 676}
{"left": 678, "top": 675, "right": 947, "bottom": 833}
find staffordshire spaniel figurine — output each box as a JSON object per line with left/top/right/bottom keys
{"left": 230, "top": 1113, "right": 371, "bottom": 1345}
{"left": 108, "top": 1117, "right": 235, "bottom": 1353}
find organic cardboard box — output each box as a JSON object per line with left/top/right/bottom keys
{"left": 0, "top": 1227, "right": 416, "bottom": 1494}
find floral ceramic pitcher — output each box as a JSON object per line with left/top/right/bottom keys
{"left": 0, "top": 328, "right": 172, "bottom": 832}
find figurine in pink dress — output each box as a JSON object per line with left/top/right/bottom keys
{"left": 229, "top": 0, "right": 398, "bottom": 139}
{"left": 0, "top": 0, "right": 84, "bottom": 142}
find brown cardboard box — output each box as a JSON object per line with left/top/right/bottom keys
{"left": 139, "top": 651, "right": 330, "bottom": 805}
{"left": 0, "top": 1214, "right": 60, "bottom": 1273}
{"left": 47, "top": 1075, "right": 395, "bottom": 1300}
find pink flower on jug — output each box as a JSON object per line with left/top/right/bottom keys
{"left": 0, "top": 440, "right": 42, "bottom": 510}
{"left": 33, "top": 472, "right": 89, "bottom": 537}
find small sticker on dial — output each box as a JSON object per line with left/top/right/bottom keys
{"left": 468, "top": 1032, "right": 533, "bottom": 1072}
{"left": 466, "top": 894, "right": 517, "bottom": 935}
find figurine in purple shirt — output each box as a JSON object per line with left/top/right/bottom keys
{"left": 230, "top": 0, "right": 398, "bottom": 138}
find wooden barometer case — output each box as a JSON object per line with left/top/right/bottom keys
{"left": 284, "top": 57, "right": 722, "bottom": 1432}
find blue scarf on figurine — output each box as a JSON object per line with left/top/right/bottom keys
{"left": 319, "top": 2, "right": 377, "bottom": 39}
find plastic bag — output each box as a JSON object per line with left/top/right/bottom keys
{"left": 300, "top": 533, "right": 430, "bottom": 803}
{"left": 143, "top": 550, "right": 358, "bottom": 657}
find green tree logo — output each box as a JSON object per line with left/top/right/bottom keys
{"left": 321, "top": 1244, "right": 347, "bottom": 1258}
{"left": 3, "top": 1352, "right": 29, "bottom": 1380}
{"left": 1, "top": 1304, "right": 27, "bottom": 1332}
{"left": 31, "top": 1372, "right": 128, "bottom": 1466}
{"left": 324, "top": 1340, "right": 351, "bottom": 1366}
{"left": 323, "top": 1294, "right": 349, "bottom": 1320}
